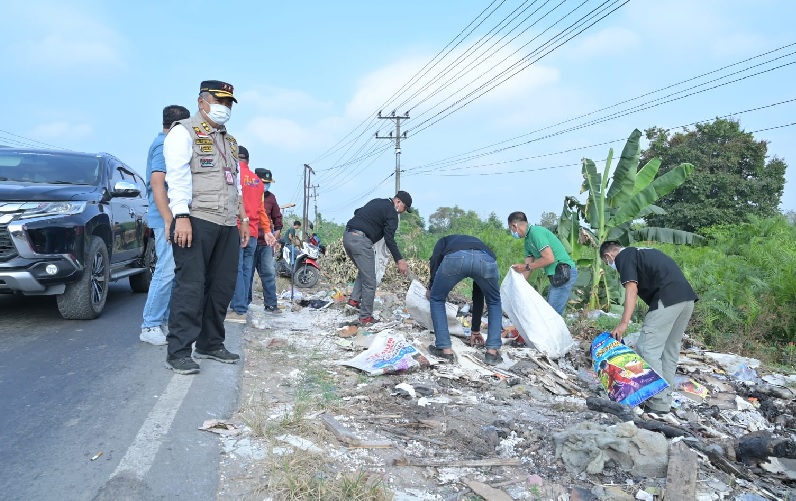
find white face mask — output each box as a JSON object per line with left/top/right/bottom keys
{"left": 203, "top": 99, "right": 231, "bottom": 125}
{"left": 609, "top": 261, "right": 617, "bottom": 271}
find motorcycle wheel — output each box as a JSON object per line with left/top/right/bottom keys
{"left": 293, "top": 265, "right": 319, "bottom": 288}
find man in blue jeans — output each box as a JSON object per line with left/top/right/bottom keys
{"left": 250, "top": 168, "right": 282, "bottom": 314}
{"left": 139, "top": 105, "right": 191, "bottom": 345}
{"left": 227, "top": 146, "right": 275, "bottom": 322}
{"left": 426, "top": 235, "right": 504, "bottom": 366}
{"left": 508, "top": 211, "right": 578, "bottom": 315}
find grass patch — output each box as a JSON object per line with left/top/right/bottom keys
{"left": 258, "top": 448, "right": 391, "bottom": 501}
{"left": 241, "top": 351, "right": 343, "bottom": 439}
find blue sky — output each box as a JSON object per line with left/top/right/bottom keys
{"left": 2, "top": 0, "right": 795, "bottom": 226}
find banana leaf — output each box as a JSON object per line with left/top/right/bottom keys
{"left": 633, "top": 158, "right": 661, "bottom": 195}
{"left": 581, "top": 158, "right": 604, "bottom": 230}
{"left": 610, "top": 163, "right": 694, "bottom": 227}
{"left": 632, "top": 227, "right": 705, "bottom": 245}
{"left": 606, "top": 129, "right": 641, "bottom": 205}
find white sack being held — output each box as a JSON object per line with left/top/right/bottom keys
{"left": 499, "top": 269, "right": 574, "bottom": 359}
{"left": 405, "top": 279, "right": 465, "bottom": 337}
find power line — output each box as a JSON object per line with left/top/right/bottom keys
{"left": 0, "top": 129, "right": 70, "bottom": 150}
{"left": 309, "top": 0, "right": 505, "bottom": 169}
{"left": 404, "top": 41, "right": 796, "bottom": 172}
{"left": 415, "top": 120, "right": 796, "bottom": 178}
{"left": 403, "top": 97, "right": 796, "bottom": 175}
{"left": 408, "top": 0, "right": 632, "bottom": 135}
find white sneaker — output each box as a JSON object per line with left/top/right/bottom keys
{"left": 140, "top": 326, "right": 167, "bottom": 346}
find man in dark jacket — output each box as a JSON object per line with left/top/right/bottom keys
{"left": 600, "top": 241, "right": 698, "bottom": 414}
{"left": 251, "top": 168, "right": 282, "bottom": 314}
{"left": 343, "top": 191, "right": 412, "bottom": 325}
{"left": 426, "top": 235, "right": 503, "bottom": 366}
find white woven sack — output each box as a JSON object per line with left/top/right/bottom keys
{"left": 499, "top": 269, "right": 575, "bottom": 359}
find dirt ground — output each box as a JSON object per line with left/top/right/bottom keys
{"left": 212, "top": 276, "right": 796, "bottom": 501}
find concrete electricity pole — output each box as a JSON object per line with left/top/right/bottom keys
{"left": 375, "top": 110, "right": 409, "bottom": 193}
{"left": 302, "top": 164, "right": 314, "bottom": 242}
{"left": 311, "top": 184, "right": 319, "bottom": 225}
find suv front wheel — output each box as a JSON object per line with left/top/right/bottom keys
{"left": 57, "top": 236, "right": 110, "bottom": 319}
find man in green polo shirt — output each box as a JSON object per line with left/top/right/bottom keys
{"left": 507, "top": 211, "right": 577, "bottom": 315}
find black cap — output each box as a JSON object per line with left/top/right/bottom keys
{"left": 395, "top": 190, "right": 413, "bottom": 213}
{"left": 255, "top": 168, "right": 275, "bottom": 183}
{"left": 199, "top": 80, "right": 238, "bottom": 103}
{"left": 238, "top": 145, "right": 249, "bottom": 160}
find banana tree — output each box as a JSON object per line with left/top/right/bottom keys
{"left": 557, "top": 129, "right": 703, "bottom": 310}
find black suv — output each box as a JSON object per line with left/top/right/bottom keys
{"left": 0, "top": 149, "right": 154, "bottom": 319}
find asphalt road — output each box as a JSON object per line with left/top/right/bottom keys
{"left": 0, "top": 282, "right": 243, "bottom": 500}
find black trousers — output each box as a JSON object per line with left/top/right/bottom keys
{"left": 167, "top": 217, "right": 240, "bottom": 359}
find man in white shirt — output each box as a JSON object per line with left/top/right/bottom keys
{"left": 162, "top": 80, "right": 249, "bottom": 375}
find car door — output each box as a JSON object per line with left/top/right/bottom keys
{"left": 106, "top": 157, "right": 140, "bottom": 263}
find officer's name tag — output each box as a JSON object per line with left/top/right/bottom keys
{"left": 224, "top": 166, "right": 235, "bottom": 185}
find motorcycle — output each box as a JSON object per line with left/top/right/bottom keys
{"left": 275, "top": 239, "right": 323, "bottom": 288}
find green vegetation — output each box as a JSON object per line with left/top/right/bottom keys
{"left": 556, "top": 129, "right": 702, "bottom": 310}
{"left": 296, "top": 127, "right": 792, "bottom": 367}
{"left": 641, "top": 118, "right": 787, "bottom": 233}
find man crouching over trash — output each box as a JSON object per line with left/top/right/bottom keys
{"left": 425, "top": 234, "right": 504, "bottom": 366}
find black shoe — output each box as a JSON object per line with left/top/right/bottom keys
{"left": 193, "top": 347, "right": 240, "bottom": 364}
{"left": 165, "top": 356, "right": 200, "bottom": 374}
{"left": 264, "top": 305, "right": 282, "bottom": 315}
{"left": 484, "top": 350, "right": 503, "bottom": 366}
{"left": 427, "top": 344, "right": 455, "bottom": 362}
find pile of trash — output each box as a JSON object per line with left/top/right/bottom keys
{"left": 220, "top": 276, "right": 796, "bottom": 500}
{"left": 320, "top": 238, "right": 432, "bottom": 293}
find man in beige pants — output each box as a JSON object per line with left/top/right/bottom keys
{"left": 600, "top": 241, "right": 698, "bottom": 414}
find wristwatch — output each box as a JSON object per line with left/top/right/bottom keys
{"left": 525, "top": 264, "right": 531, "bottom": 272}
{"left": 241, "top": 217, "right": 250, "bottom": 223}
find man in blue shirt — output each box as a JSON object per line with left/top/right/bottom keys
{"left": 140, "top": 105, "right": 191, "bottom": 345}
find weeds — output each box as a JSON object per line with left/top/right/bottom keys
{"left": 259, "top": 449, "right": 391, "bottom": 501}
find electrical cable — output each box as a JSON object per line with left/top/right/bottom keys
{"left": 405, "top": 41, "right": 796, "bottom": 171}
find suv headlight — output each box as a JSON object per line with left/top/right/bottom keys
{"left": 18, "top": 201, "right": 87, "bottom": 219}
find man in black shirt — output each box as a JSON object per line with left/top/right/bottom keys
{"left": 426, "top": 235, "right": 504, "bottom": 365}
{"left": 343, "top": 191, "right": 412, "bottom": 325}
{"left": 600, "top": 241, "right": 698, "bottom": 414}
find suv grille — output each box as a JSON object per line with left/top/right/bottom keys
{"left": 0, "top": 223, "right": 17, "bottom": 261}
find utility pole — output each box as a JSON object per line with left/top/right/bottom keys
{"left": 302, "top": 164, "right": 314, "bottom": 242}
{"left": 375, "top": 110, "right": 409, "bottom": 193}
{"left": 311, "top": 184, "right": 319, "bottom": 226}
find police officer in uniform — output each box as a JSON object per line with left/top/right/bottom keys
{"left": 163, "top": 80, "right": 249, "bottom": 375}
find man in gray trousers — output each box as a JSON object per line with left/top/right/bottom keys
{"left": 600, "top": 241, "right": 698, "bottom": 414}
{"left": 343, "top": 191, "right": 412, "bottom": 326}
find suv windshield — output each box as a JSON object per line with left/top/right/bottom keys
{"left": 0, "top": 152, "right": 100, "bottom": 185}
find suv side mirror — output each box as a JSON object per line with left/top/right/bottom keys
{"left": 111, "top": 180, "right": 141, "bottom": 198}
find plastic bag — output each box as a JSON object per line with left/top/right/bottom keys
{"left": 336, "top": 330, "right": 431, "bottom": 376}
{"left": 499, "top": 269, "right": 574, "bottom": 358}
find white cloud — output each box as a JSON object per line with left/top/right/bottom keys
{"left": 245, "top": 117, "right": 323, "bottom": 151}
{"left": 29, "top": 122, "right": 93, "bottom": 141}
{"left": 5, "top": 3, "right": 126, "bottom": 70}
{"left": 239, "top": 88, "right": 334, "bottom": 115}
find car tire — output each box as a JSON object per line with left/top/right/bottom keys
{"left": 129, "top": 237, "right": 155, "bottom": 293}
{"left": 57, "top": 236, "right": 110, "bottom": 320}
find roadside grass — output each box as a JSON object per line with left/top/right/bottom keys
{"left": 240, "top": 351, "right": 343, "bottom": 440}
{"left": 257, "top": 448, "right": 391, "bottom": 501}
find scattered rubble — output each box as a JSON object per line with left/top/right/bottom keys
{"left": 217, "top": 273, "right": 796, "bottom": 500}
